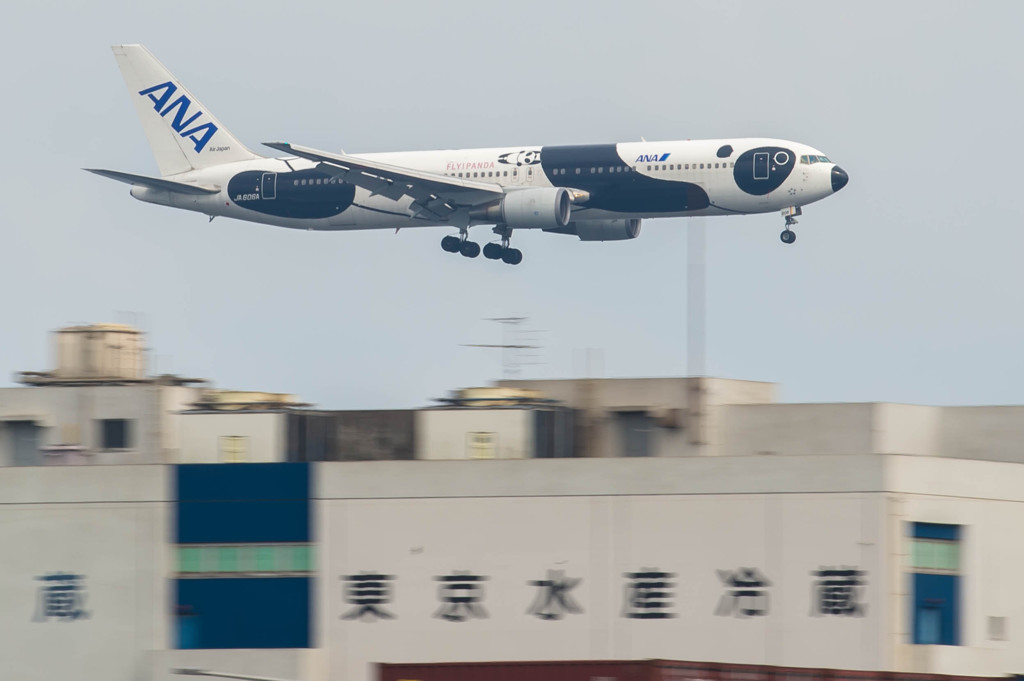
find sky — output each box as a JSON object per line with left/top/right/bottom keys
{"left": 1, "top": 1, "right": 1023, "bottom": 409}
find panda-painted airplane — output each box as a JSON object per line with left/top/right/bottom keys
{"left": 88, "top": 45, "right": 849, "bottom": 265}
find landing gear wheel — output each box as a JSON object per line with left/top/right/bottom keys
{"left": 482, "top": 242, "right": 503, "bottom": 260}
{"left": 501, "top": 248, "right": 523, "bottom": 265}
{"left": 459, "top": 241, "right": 481, "bottom": 258}
{"left": 780, "top": 229, "right": 796, "bottom": 245}
{"left": 441, "top": 235, "right": 461, "bottom": 253}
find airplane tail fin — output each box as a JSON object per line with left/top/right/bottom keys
{"left": 112, "top": 44, "right": 259, "bottom": 177}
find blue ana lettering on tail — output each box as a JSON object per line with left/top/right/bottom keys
{"left": 137, "top": 82, "right": 219, "bottom": 153}
{"left": 180, "top": 123, "right": 218, "bottom": 154}
{"left": 138, "top": 82, "right": 177, "bottom": 111}
{"left": 160, "top": 95, "right": 204, "bottom": 133}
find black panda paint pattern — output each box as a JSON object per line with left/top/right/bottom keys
{"left": 227, "top": 170, "right": 356, "bottom": 219}
{"left": 733, "top": 147, "right": 795, "bottom": 195}
{"left": 539, "top": 144, "right": 710, "bottom": 213}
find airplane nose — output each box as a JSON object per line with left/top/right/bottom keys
{"left": 831, "top": 166, "right": 849, "bottom": 192}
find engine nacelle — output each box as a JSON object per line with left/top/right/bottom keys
{"left": 477, "top": 187, "right": 572, "bottom": 229}
{"left": 545, "top": 218, "right": 642, "bottom": 241}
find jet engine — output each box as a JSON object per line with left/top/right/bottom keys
{"left": 545, "top": 218, "right": 641, "bottom": 241}
{"left": 475, "top": 187, "right": 572, "bottom": 229}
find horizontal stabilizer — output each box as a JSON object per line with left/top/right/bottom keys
{"left": 85, "top": 168, "right": 220, "bottom": 195}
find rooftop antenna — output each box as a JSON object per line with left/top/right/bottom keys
{"left": 462, "top": 316, "right": 542, "bottom": 380}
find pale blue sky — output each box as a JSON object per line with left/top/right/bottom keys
{"left": 1, "top": 1, "right": 1022, "bottom": 408}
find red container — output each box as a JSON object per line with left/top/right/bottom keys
{"left": 380, "top": 659, "right": 1004, "bottom": 681}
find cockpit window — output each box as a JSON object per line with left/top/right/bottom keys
{"left": 800, "top": 155, "right": 832, "bottom": 165}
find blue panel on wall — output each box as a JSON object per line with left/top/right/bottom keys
{"left": 912, "top": 572, "right": 960, "bottom": 645}
{"left": 175, "top": 464, "right": 311, "bottom": 544}
{"left": 177, "top": 463, "right": 310, "bottom": 501}
{"left": 177, "top": 500, "right": 310, "bottom": 543}
{"left": 176, "top": 577, "right": 310, "bottom": 649}
{"left": 913, "top": 522, "right": 960, "bottom": 541}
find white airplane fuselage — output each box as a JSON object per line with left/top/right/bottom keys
{"left": 133, "top": 138, "right": 847, "bottom": 233}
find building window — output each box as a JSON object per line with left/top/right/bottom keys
{"left": 219, "top": 436, "right": 248, "bottom": 463}
{"left": 176, "top": 544, "right": 315, "bottom": 576}
{"left": 467, "top": 432, "right": 496, "bottom": 459}
{"left": 617, "top": 411, "right": 654, "bottom": 457}
{"left": 911, "top": 522, "right": 961, "bottom": 645}
{"left": 99, "top": 419, "right": 132, "bottom": 449}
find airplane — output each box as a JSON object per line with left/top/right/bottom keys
{"left": 88, "top": 45, "right": 849, "bottom": 265}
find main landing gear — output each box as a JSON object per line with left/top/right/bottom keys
{"left": 441, "top": 234, "right": 480, "bottom": 257}
{"left": 780, "top": 206, "right": 802, "bottom": 245}
{"left": 440, "top": 226, "right": 523, "bottom": 265}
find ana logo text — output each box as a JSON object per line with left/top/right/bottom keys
{"left": 635, "top": 153, "right": 671, "bottom": 163}
{"left": 138, "top": 81, "right": 218, "bottom": 154}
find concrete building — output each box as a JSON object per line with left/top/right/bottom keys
{"left": 0, "top": 324, "right": 206, "bottom": 466}
{"left": 6, "top": 326, "right": 1024, "bottom": 681}
{"left": 3, "top": 455, "right": 1023, "bottom": 681}
{"left": 0, "top": 324, "right": 312, "bottom": 466}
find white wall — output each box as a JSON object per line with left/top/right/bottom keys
{"left": 316, "top": 457, "right": 894, "bottom": 681}
{"left": 416, "top": 409, "right": 533, "bottom": 459}
{"left": 0, "top": 466, "right": 170, "bottom": 681}
{"left": 0, "top": 385, "right": 201, "bottom": 465}
{"left": 177, "top": 412, "right": 286, "bottom": 463}
{"left": 938, "top": 406, "right": 1024, "bottom": 462}
{"left": 885, "top": 457, "right": 1024, "bottom": 674}
{"left": 317, "top": 491, "right": 886, "bottom": 681}
{"left": 721, "top": 403, "right": 876, "bottom": 456}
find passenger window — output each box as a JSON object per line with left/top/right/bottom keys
{"left": 575, "top": 168, "right": 581, "bottom": 175}
{"left": 715, "top": 163, "right": 719, "bottom": 169}
{"left": 598, "top": 167, "right": 603, "bottom": 174}
{"left": 293, "top": 180, "right": 298, "bottom": 186}
{"left": 647, "top": 165, "right": 651, "bottom": 171}
{"left": 301, "top": 179, "right": 307, "bottom": 185}
{"left": 700, "top": 163, "right": 704, "bottom": 169}
{"left": 504, "top": 171, "right": 508, "bottom": 177}
{"left": 473, "top": 172, "right": 478, "bottom": 177}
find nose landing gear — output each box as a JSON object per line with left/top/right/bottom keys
{"left": 780, "top": 206, "right": 801, "bottom": 245}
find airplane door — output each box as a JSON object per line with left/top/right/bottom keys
{"left": 753, "top": 153, "right": 769, "bottom": 180}
{"left": 261, "top": 172, "right": 277, "bottom": 200}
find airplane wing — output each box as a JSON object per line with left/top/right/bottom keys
{"left": 85, "top": 169, "right": 220, "bottom": 195}
{"left": 263, "top": 142, "right": 504, "bottom": 224}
